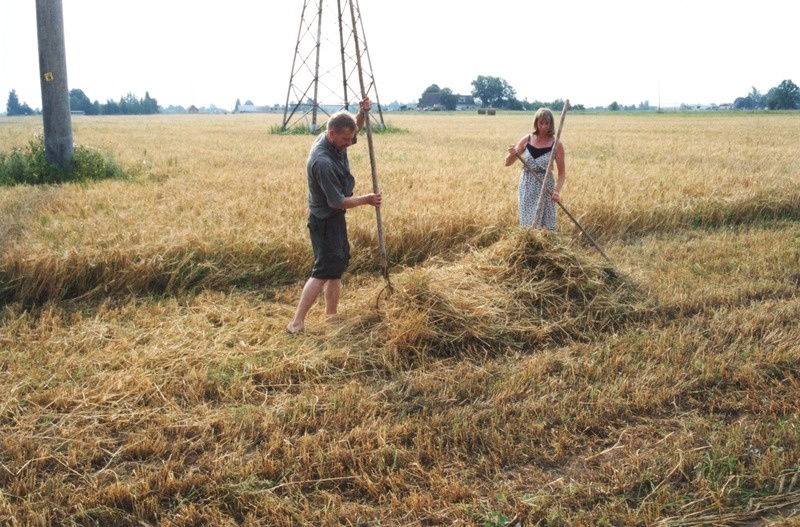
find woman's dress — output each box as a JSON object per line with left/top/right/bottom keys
{"left": 518, "top": 140, "right": 556, "bottom": 230}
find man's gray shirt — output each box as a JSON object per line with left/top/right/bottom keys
{"left": 306, "top": 133, "right": 355, "bottom": 219}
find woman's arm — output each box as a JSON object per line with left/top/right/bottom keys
{"left": 504, "top": 135, "right": 529, "bottom": 166}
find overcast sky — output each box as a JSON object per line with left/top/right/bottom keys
{"left": 2, "top": 0, "right": 797, "bottom": 111}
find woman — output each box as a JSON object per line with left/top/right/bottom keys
{"left": 504, "top": 108, "right": 566, "bottom": 230}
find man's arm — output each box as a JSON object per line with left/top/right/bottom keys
{"left": 338, "top": 193, "right": 381, "bottom": 209}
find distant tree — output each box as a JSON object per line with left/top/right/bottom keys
{"left": 440, "top": 88, "right": 457, "bottom": 111}
{"left": 103, "top": 98, "right": 121, "bottom": 115}
{"left": 471, "top": 75, "right": 515, "bottom": 108}
{"left": 749, "top": 86, "right": 765, "bottom": 108}
{"left": 142, "top": 92, "right": 159, "bottom": 114}
{"left": 6, "top": 89, "right": 34, "bottom": 116}
{"left": 6, "top": 89, "right": 21, "bottom": 115}
{"left": 527, "top": 100, "right": 546, "bottom": 111}
{"left": 69, "top": 89, "right": 95, "bottom": 114}
{"left": 608, "top": 101, "right": 620, "bottom": 111}
{"left": 164, "top": 104, "right": 187, "bottom": 114}
{"left": 766, "top": 79, "right": 799, "bottom": 110}
{"left": 88, "top": 92, "right": 158, "bottom": 115}
{"left": 234, "top": 98, "right": 241, "bottom": 112}
{"left": 470, "top": 76, "right": 510, "bottom": 108}
{"left": 734, "top": 86, "right": 765, "bottom": 110}
{"left": 733, "top": 95, "right": 755, "bottom": 110}
{"left": 550, "top": 99, "right": 567, "bottom": 112}
{"left": 119, "top": 92, "right": 141, "bottom": 115}
{"left": 422, "top": 84, "right": 441, "bottom": 96}
{"left": 506, "top": 97, "right": 525, "bottom": 110}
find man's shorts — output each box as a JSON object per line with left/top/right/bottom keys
{"left": 308, "top": 211, "right": 350, "bottom": 279}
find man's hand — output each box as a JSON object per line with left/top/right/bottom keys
{"left": 356, "top": 98, "right": 371, "bottom": 130}
{"left": 367, "top": 192, "right": 382, "bottom": 208}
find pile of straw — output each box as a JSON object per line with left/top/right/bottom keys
{"left": 369, "top": 229, "right": 645, "bottom": 364}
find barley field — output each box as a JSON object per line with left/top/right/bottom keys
{"left": 1, "top": 110, "right": 799, "bottom": 526}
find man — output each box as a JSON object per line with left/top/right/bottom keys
{"left": 286, "top": 98, "right": 382, "bottom": 334}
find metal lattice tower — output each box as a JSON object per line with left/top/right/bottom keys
{"left": 281, "top": 0, "right": 384, "bottom": 132}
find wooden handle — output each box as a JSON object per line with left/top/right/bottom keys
{"left": 348, "top": 1, "right": 391, "bottom": 284}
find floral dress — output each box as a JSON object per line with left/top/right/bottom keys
{"left": 518, "top": 139, "right": 556, "bottom": 230}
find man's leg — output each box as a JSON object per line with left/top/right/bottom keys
{"left": 323, "top": 279, "right": 342, "bottom": 322}
{"left": 287, "top": 277, "right": 327, "bottom": 333}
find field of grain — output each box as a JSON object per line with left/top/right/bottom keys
{"left": 1, "top": 111, "right": 799, "bottom": 526}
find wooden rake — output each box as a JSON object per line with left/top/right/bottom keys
{"left": 348, "top": 1, "right": 393, "bottom": 301}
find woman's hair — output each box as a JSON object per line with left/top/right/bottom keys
{"left": 327, "top": 110, "right": 357, "bottom": 132}
{"left": 532, "top": 108, "right": 555, "bottom": 138}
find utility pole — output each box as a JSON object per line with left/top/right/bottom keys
{"left": 36, "top": 0, "right": 73, "bottom": 167}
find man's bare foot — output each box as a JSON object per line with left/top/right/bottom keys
{"left": 325, "top": 315, "right": 342, "bottom": 325}
{"left": 285, "top": 324, "right": 305, "bottom": 334}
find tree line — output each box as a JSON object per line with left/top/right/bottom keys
{"left": 5, "top": 89, "right": 159, "bottom": 116}
{"left": 419, "top": 77, "right": 582, "bottom": 112}
{"left": 732, "top": 80, "right": 800, "bottom": 110}
{"left": 423, "top": 76, "right": 800, "bottom": 111}
{"left": 6, "top": 77, "right": 798, "bottom": 117}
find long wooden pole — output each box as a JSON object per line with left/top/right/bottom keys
{"left": 515, "top": 151, "right": 612, "bottom": 263}
{"left": 532, "top": 101, "right": 569, "bottom": 228}
{"left": 348, "top": 1, "right": 391, "bottom": 286}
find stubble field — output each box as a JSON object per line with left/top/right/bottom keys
{"left": 1, "top": 110, "right": 799, "bottom": 526}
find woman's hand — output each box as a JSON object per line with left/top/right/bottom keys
{"left": 504, "top": 145, "right": 521, "bottom": 166}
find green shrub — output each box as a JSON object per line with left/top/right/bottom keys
{"left": 0, "top": 134, "right": 127, "bottom": 186}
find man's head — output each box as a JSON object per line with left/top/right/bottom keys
{"left": 325, "top": 111, "right": 358, "bottom": 150}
